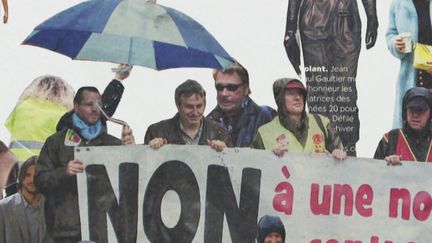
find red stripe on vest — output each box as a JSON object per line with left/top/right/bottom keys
{"left": 394, "top": 130, "right": 432, "bottom": 162}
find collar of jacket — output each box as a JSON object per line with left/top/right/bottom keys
{"left": 179, "top": 115, "right": 204, "bottom": 141}
{"left": 404, "top": 125, "right": 432, "bottom": 142}
{"left": 170, "top": 113, "right": 208, "bottom": 145}
{"left": 56, "top": 109, "right": 108, "bottom": 132}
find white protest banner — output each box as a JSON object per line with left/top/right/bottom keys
{"left": 76, "top": 145, "right": 432, "bottom": 243}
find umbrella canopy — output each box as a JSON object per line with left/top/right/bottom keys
{"left": 23, "top": 0, "right": 235, "bottom": 70}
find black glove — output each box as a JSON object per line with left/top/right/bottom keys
{"left": 362, "top": 0, "right": 378, "bottom": 49}
{"left": 284, "top": 31, "right": 301, "bottom": 75}
{"left": 365, "top": 16, "right": 378, "bottom": 49}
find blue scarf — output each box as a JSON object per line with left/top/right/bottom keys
{"left": 72, "top": 112, "right": 102, "bottom": 140}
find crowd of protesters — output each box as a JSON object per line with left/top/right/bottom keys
{"left": 1, "top": 61, "right": 432, "bottom": 242}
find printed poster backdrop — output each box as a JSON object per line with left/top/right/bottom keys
{"left": 76, "top": 145, "right": 432, "bottom": 243}
{"left": 283, "top": 0, "right": 379, "bottom": 155}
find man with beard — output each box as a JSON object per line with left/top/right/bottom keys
{"left": 35, "top": 86, "right": 134, "bottom": 243}
{"left": 0, "top": 156, "right": 52, "bottom": 243}
{"left": 56, "top": 64, "right": 132, "bottom": 132}
{"left": 207, "top": 63, "right": 275, "bottom": 147}
{"left": 374, "top": 87, "right": 432, "bottom": 164}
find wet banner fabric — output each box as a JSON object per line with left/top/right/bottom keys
{"left": 76, "top": 145, "right": 432, "bottom": 243}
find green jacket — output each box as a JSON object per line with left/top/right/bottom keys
{"left": 6, "top": 97, "right": 68, "bottom": 161}
{"left": 251, "top": 114, "right": 342, "bottom": 153}
{"left": 251, "top": 78, "right": 342, "bottom": 153}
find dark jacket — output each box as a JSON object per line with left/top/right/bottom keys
{"left": 374, "top": 87, "right": 432, "bottom": 161}
{"left": 374, "top": 128, "right": 432, "bottom": 161}
{"left": 56, "top": 79, "right": 124, "bottom": 131}
{"left": 207, "top": 97, "right": 275, "bottom": 147}
{"left": 144, "top": 113, "right": 232, "bottom": 147}
{"left": 35, "top": 112, "right": 121, "bottom": 239}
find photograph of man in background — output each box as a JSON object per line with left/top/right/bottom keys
{"left": 284, "top": 0, "right": 378, "bottom": 156}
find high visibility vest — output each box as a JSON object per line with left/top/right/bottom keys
{"left": 5, "top": 97, "right": 68, "bottom": 161}
{"left": 258, "top": 114, "right": 328, "bottom": 153}
{"left": 384, "top": 129, "right": 432, "bottom": 162}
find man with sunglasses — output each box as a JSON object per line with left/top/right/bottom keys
{"left": 207, "top": 63, "right": 276, "bottom": 147}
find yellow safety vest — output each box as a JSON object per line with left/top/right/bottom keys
{"left": 258, "top": 114, "right": 328, "bottom": 153}
{"left": 5, "top": 97, "right": 68, "bottom": 161}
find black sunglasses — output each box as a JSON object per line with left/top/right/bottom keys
{"left": 215, "top": 83, "right": 243, "bottom": 92}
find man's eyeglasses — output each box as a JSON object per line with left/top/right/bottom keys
{"left": 215, "top": 83, "right": 243, "bottom": 92}
{"left": 80, "top": 101, "right": 102, "bottom": 108}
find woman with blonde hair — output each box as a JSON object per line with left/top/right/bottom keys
{"left": 6, "top": 75, "right": 75, "bottom": 161}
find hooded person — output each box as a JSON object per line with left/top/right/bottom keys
{"left": 374, "top": 87, "right": 432, "bottom": 164}
{"left": 251, "top": 78, "right": 346, "bottom": 160}
{"left": 5, "top": 75, "right": 74, "bottom": 161}
{"left": 256, "top": 215, "right": 285, "bottom": 243}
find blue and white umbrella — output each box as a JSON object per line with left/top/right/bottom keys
{"left": 23, "top": 0, "right": 235, "bottom": 70}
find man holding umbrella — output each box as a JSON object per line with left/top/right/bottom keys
{"left": 56, "top": 64, "right": 132, "bottom": 132}
{"left": 35, "top": 86, "right": 135, "bottom": 243}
